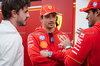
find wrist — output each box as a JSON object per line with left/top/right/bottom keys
{"left": 65, "top": 45, "right": 72, "bottom": 49}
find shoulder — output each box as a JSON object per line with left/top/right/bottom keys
{"left": 78, "top": 27, "right": 96, "bottom": 40}
{"left": 0, "top": 23, "right": 9, "bottom": 31}
{"left": 0, "top": 22, "right": 16, "bottom": 33}
{"left": 28, "top": 30, "right": 46, "bottom": 37}
{"left": 7, "top": 33, "right": 22, "bottom": 44}
{"left": 28, "top": 32, "right": 40, "bottom": 37}
{"left": 0, "top": 33, "right": 22, "bottom": 51}
{"left": 82, "top": 27, "right": 95, "bottom": 32}
{"left": 27, "top": 32, "right": 43, "bottom": 41}
{"left": 82, "top": 27, "right": 96, "bottom": 35}
{"left": 56, "top": 30, "right": 68, "bottom": 35}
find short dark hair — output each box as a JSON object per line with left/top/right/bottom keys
{"left": 41, "top": 15, "right": 43, "bottom": 19}
{"left": 1, "top": 0, "right": 30, "bottom": 20}
{"left": 91, "top": 9, "right": 100, "bottom": 14}
{"left": 41, "top": 13, "right": 56, "bottom": 19}
{"left": 91, "top": 9, "right": 97, "bottom": 14}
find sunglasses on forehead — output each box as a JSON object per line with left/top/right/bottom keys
{"left": 49, "top": 33, "right": 54, "bottom": 43}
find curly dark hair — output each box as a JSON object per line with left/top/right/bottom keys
{"left": 1, "top": 0, "right": 30, "bottom": 20}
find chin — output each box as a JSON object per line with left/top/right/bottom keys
{"left": 89, "top": 24, "right": 94, "bottom": 27}
{"left": 24, "top": 23, "right": 27, "bottom": 26}
{"left": 19, "top": 23, "right": 26, "bottom": 26}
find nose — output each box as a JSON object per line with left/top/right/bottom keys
{"left": 50, "top": 17, "right": 54, "bottom": 21}
{"left": 50, "top": 16, "right": 55, "bottom": 22}
{"left": 27, "top": 12, "right": 30, "bottom": 18}
{"left": 86, "top": 15, "right": 88, "bottom": 20}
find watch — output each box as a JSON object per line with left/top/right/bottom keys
{"left": 48, "top": 51, "right": 53, "bottom": 57}
{"left": 65, "top": 45, "right": 72, "bottom": 49}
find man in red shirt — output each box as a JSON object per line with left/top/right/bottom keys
{"left": 27, "top": 4, "right": 71, "bottom": 66}
{"left": 64, "top": 0, "right": 100, "bottom": 66}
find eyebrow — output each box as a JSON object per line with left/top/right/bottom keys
{"left": 25, "top": 10, "right": 28, "bottom": 13}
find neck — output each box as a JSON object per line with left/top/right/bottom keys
{"left": 95, "top": 15, "right": 100, "bottom": 23}
{"left": 8, "top": 18, "right": 18, "bottom": 28}
{"left": 43, "top": 27, "right": 55, "bottom": 33}
{"left": 96, "top": 20, "right": 100, "bottom": 23}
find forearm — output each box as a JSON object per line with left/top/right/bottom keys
{"left": 48, "top": 48, "right": 72, "bottom": 62}
{"left": 30, "top": 54, "right": 58, "bottom": 66}
{"left": 49, "top": 51, "right": 65, "bottom": 62}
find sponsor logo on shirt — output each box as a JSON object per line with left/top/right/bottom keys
{"left": 72, "top": 33, "right": 85, "bottom": 55}
{"left": 28, "top": 40, "right": 34, "bottom": 44}
{"left": 40, "top": 41, "right": 48, "bottom": 48}
{"left": 28, "top": 44, "right": 34, "bottom": 48}
{"left": 39, "top": 35, "right": 45, "bottom": 40}
{"left": 77, "top": 37, "right": 83, "bottom": 44}
{"left": 80, "top": 33, "right": 85, "bottom": 38}
{"left": 57, "top": 35, "right": 61, "bottom": 38}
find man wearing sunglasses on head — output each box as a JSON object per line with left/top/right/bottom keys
{"left": 27, "top": 4, "right": 72, "bottom": 66}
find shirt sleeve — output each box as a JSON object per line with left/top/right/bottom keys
{"left": 50, "top": 33, "right": 71, "bottom": 63}
{"left": 50, "top": 51, "right": 65, "bottom": 63}
{"left": 65, "top": 32, "right": 92, "bottom": 66}
{"left": 27, "top": 34, "right": 59, "bottom": 66}
{"left": 0, "top": 35, "right": 23, "bottom": 66}
{"left": 50, "top": 48, "right": 72, "bottom": 63}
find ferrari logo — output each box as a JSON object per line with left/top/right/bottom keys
{"left": 57, "top": 35, "right": 61, "bottom": 38}
{"left": 55, "top": 13, "right": 63, "bottom": 30}
{"left": 48, "top": 6, "right": 52, "bottom": 9}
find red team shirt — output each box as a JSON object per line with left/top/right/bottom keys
{"left": 65, "top": 23, "right": 100, "bottom": 66}
{"left": 27, "top": 27, "right": 69, "bottom": 66}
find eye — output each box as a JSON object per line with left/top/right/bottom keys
{"left": 45, "top": 15, "right": 50, "bottom": 18}
{"left": 52, "top": 14, "right": 56, "bottom": 18}
{"left": 25, "top": 10, "right": 28, "bottom": 13}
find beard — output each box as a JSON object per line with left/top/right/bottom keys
{"left": 89, "top": 21, "right": 95, "bottom": 27}
{"left": 19, "top": 21, "right": 26, "bottom": 26}
{"left": 47, "top": 24, "right": 55, "bottom": 29}
{"left": 17, "top": 18, "right": 27, "bottom": 26}
{"left": 47, "top": 21, "right": 55, "bottom": 29}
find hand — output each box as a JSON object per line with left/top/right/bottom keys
{"left": 76, "top": 27, "right": 83, "bottom": 34}
{"left": 62, "top": 49, "right": 66, "bottom": 52}
{"left": 58, "top": 35, "right": 71, "bottom": 49}
{"left": 71, "top": 40, "right": 74, "bottom": 47}
{"left": 40, "top": 50, "right": 49, "bottom": 57}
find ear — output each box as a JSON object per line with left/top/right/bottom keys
{"left": 40, "top": 16, "right": 43, "bottom": 23}
{"left": 95, "top": 9, "right": 100, "bottom": 16}
{"left": 11, "top": 10, "right": 17, "bottom": 18}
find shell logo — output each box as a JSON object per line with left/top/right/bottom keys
{"left": 40, "top": 41, "right": 48, "bottom": 48}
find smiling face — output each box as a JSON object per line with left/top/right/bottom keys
{"left": 41, "top": 12, "right": 56, "bottom": 30}
{"left": 16, "top": 5, "right": 30, "bottom": 26}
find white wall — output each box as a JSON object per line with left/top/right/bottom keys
{"left": 75, "top": 0, "right": 90, "bottom": 44}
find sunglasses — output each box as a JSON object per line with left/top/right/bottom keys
{"left": 49, "top": 33, "right": 54, "bottom": 43}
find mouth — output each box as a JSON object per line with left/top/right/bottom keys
{"left": 49, "top": 23, "right": 54, "bottom": 26}
{"left": 49, "top": 23, "right": 54, "bottom": 24}
{"left": 48, "top": 22, "right": 54, "bottom": 25}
